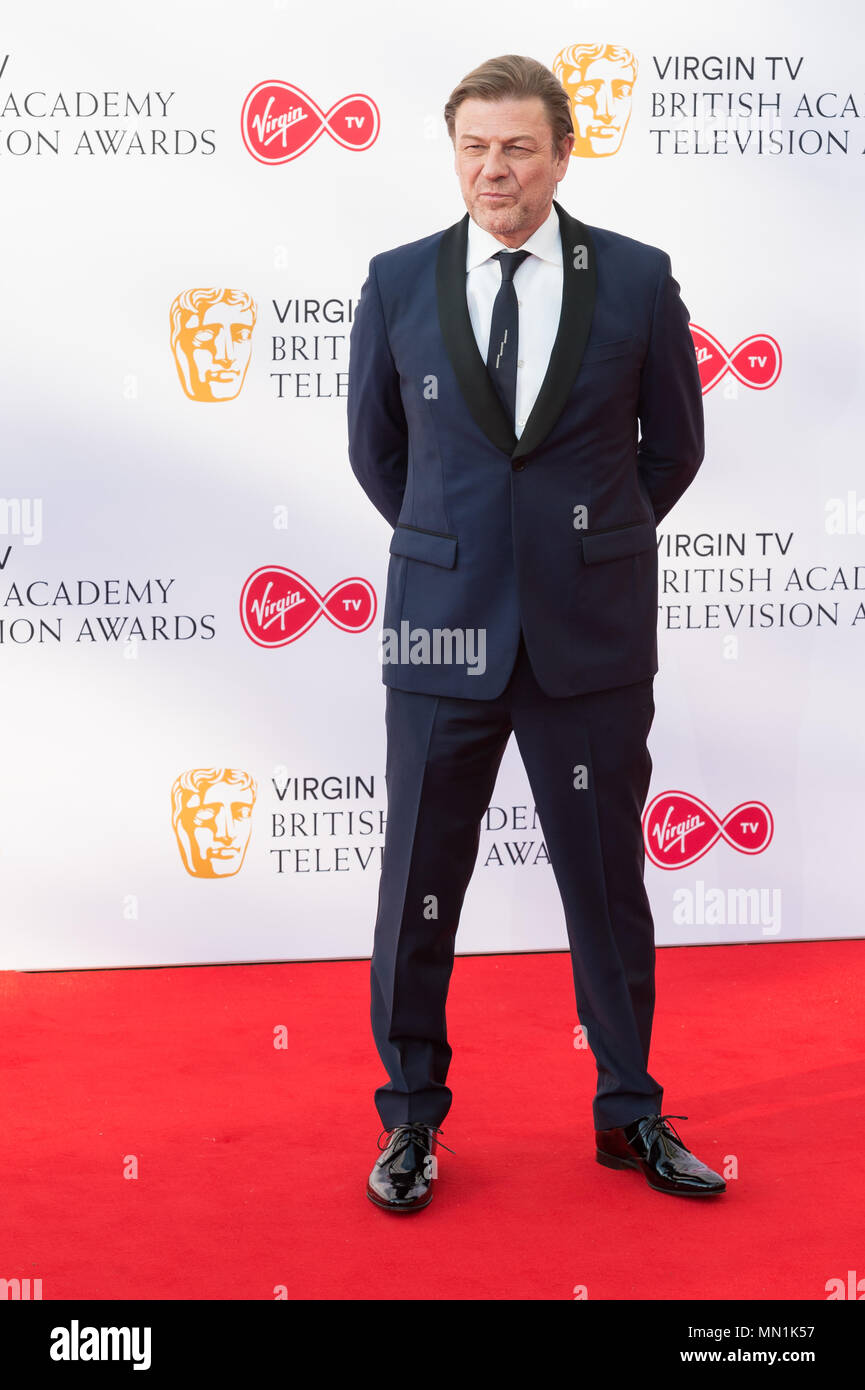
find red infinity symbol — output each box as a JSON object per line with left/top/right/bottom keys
{"left": 689, "top": 324, "right": 782, "bottom": 394}
{"left": 241, "top": 80, "right": 380, "bottom": 164}
{"left": 239, "top": 566, "right": 377, "bottom": 647}
{"left": 643, "top": 790, "right": 774, "bottom": 870}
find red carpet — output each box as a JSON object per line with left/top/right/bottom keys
{"left": 1, "top": 942, "right": 862, "bottom": 1301}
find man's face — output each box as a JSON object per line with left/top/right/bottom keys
{"left": 176, "top": 300, "right": 254, "bottom": 401}
{"left": 564, "top": 57, "right": 635, "bottom": 157}
{"left": 178, "top": 780, "right": 255, "bottom": 877}
{"left": 453, "top": 97, "right": 573, "bottom": 246}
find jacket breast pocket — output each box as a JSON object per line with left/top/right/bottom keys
{"left": 581, "top": 519, "right": 656, "bottom": 564}
{"left": 580, "top": 334, "right": 638, "bottom": 363}
{"left": 389, "top": 523, "right": 458, "bottom": 569}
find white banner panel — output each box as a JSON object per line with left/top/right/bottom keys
{"left": 1, "top": 0, "right": 863, "bottom": 967}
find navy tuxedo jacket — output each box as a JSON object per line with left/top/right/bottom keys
{"left": 346, "top": 198, "right": 704, "bottom": 699}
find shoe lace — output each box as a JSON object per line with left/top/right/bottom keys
{"left": 376, "top": 1123, "right": 455, "bottom": 1168}
{"left": 639, "top": 1113, "right": 689, "bottom": 1149}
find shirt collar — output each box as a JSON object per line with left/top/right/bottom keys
{"left": 466, "top": 201, "right": 562, "bottom": 272}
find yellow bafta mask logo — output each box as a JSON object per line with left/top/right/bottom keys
{"left": 553, "top": 43, "right": 638, "bottom": 158}
{"left": 171, "top": 768, "right": 257, "bottom": 878}
{"left": 170, "top": 289, "right": 257, "bottom": 401}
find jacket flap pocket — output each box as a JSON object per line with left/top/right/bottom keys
{"left": 582, "top": 520, "right": 656, "bottom": 565}
{"left": 581, "top": 334, "right": 637, "bottom": 363}
{"left": 389, "top": 524, "right": 457, "bottom": 569}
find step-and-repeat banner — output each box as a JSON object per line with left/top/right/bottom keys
{"left": 2, "top": 1, "right": 862, "bottom": 968}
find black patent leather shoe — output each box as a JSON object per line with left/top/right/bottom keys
{"left": 366, "top": 1123, "right": 453, "bottom": 1212}
{"left": 595, "top": 1113, "right": 726, "bottom": 1196}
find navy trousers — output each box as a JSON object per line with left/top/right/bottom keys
{"left": 371, "top": 632, "right": 664, "bottom": 1132}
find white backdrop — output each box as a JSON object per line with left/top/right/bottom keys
{"left": 1, "top": 0, "right": 863, "bottom": 969}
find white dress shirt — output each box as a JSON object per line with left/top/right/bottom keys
{"left": 465, "top": 202, "right": 563, "bottom": 438}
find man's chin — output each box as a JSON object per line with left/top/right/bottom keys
{"left": 472, "top": 198, "right": 523, "bottom": 231}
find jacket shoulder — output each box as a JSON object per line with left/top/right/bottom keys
{"left": 367, "top": 225, "right": 449, "bottom": 279}
{"left": 584, "top": 222, "right": 669, "bottom": 268}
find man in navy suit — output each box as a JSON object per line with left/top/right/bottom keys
{"left": 347, "top": 54, "right": 725, "bottom": 1210}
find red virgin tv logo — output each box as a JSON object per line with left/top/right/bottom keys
{"left": 239, "top": 566, "right": 376, "bottom": 647}
{"left": 643, "top": 790, "right": 774, "bottom": 870}
{"left": 241, "top": 80, "right": 380, "bottom": 164}
{"left": 689, "top": 325, "right": 782, "bottom": 395}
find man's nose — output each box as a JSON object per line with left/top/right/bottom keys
{"left": 480, "top": 147, "right": 510, "bottom": 178}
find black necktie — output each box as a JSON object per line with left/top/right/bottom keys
{"left": 486, "top": 248, "right": 531, "bottom": 428}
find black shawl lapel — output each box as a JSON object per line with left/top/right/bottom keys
{"left": 435, "top": 208, "right": 517, "bottom": 455}
{"left": 434, "top": 198, "right": 597, "bottom": 460}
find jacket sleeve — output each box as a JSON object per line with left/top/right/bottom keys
{"left": 346, "top": 256, "right": 409, "bottom": 528}
{"left": 637, "top": 251, "right": 705, "bottom": 525}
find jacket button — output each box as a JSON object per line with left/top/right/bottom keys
{"left": 512, "top": 458, "right": 527, "bottom": 472}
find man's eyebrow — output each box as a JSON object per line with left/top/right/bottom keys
{"left": 459, "top": 133, "right": 539, "bottom": 143}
